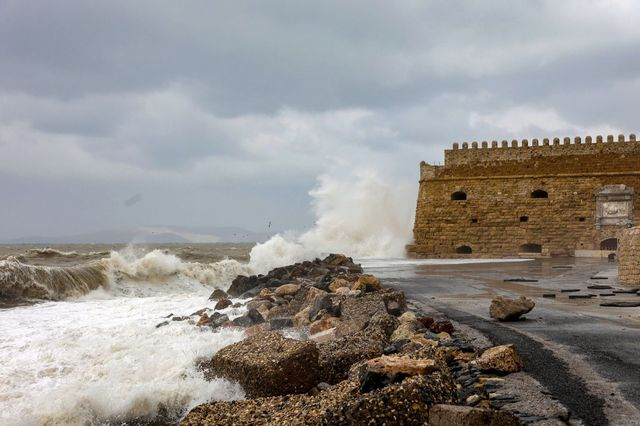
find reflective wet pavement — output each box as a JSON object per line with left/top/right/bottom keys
{"left": 367, "top": 258, "right": 640, "bottom": 425}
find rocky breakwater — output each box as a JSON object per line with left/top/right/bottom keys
{"left": 181, "top": 254, "right": 523, "bottom": 425}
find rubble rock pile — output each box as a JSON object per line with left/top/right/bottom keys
{"left": 176, "top": 254, "right": 530, "bottom": 425}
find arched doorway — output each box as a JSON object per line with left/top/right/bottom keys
{"left": 519, "top": 243, "right": 542, "bottom": 253}
{"left": 600, "top": 238, "right": 618, "bottom": 251}
{"left": 451, "top": 191, "right": 467, "bottom": 201}
{"left": 456, "top": 245, "right": 472, "bottom": 254}
{"left": 531, "top": 189, "right": 549, "bottom": 198}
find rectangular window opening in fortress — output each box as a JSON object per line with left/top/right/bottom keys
{"left": 407, "top": 134, "right": 639, "bottom": 258}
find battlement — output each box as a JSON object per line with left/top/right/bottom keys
{"left": 411, "top": 132, "right": 640, "bottom": 259}
{"left": 445, "top": 133, "right": 639, "bottom": 168}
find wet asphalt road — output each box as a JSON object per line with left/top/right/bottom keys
{"left": 366, "top": 258, "right": 640, "bottom": 425}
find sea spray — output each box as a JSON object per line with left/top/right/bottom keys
{"left": 0, "top": 249, "right": 252, "bottom": 302}
{"left": 249, "top": 169, "right": 416, "bottom": 274}
{"left": 0, "top": 296, "right": 247, "bottom": 425}
{"left": 0, "top": 257, "right": 108, "bottom": 300}
{"left": 103, "top": 248, "right": 252, "bottom": 297}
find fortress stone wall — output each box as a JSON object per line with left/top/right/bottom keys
{"left": 408, "top": 134, "right": 640, "bottom": 258}
{"left": 618, "top": 227, "right": 640, "bottom": 286}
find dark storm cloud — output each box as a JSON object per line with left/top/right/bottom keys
{"left": 4, "top": 0, "right": 635, "bottom": 114}
{"left": 0, "top": 0, "right": 639, "bottom": 239}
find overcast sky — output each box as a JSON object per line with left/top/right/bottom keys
{"left": 1, "top": 0, "right": 639, "bottom": 240}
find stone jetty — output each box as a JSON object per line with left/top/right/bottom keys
{"left": 174, "top": 254, "right": 527, "bottom": 425}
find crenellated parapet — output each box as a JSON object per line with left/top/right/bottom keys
{"left": 410, "top": 132, "right": 640, "bottom": 259}
{"left": 446, "top": 134, "right": 639, "bottom": 168}
{"left": 419, "top": 161, "right": 444, "bottom": 180}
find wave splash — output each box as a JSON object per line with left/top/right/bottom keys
{"left": 0, "top": 248, "right": 252, "bottom": 301}
{"left": 249, "top": 170, "right": 415, "bottom": 274}
{"left": 0, "top": 257, "right": 108, "bottom": 301}
{"left": 0, "top": 296, "right": 247, "bottom": 426}
{"left": 1, "top": 170, "right": 416, "bottom": 300}
{"left": 105, "top": 248, "right": 251, "bottom": 297}
{"left": 26, "top": 247, "right": 80, "bottom": 258}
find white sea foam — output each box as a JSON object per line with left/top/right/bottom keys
{"left": 0, "top": 295, "right": 246, "bottom": 425}
{"left": 249, "top": 170, "right": 415, "bottom": 273}
{"left": 0, "top": 166, "right": 522, "bottom": 425}
{"left": 26, "top": 247, "right": 80, "bottom": 257}
{"left": 0, "top": 246, "right": 257, "bottom": 425}
{"left": 103, "top": 248, "right": 252, "bottom": 297}
{"left": 0, "top": 248, "right": 253, "bottom": 301}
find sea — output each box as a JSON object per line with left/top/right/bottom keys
{"left": 0, "top": 173, "right": 525, "bottom": 425}
{"left": 0, "top": 240, "right": 534, "bottom": 425}
{"left": 0, "top": 243, "right": 259, "bottom": 425}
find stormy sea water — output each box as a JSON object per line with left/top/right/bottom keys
{"left": 0, "top": 172, "right": 526, "bottom": 425}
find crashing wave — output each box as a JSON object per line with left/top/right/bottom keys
{"left": 248, "top": 170, "right": 415, "bottom": 274}
{"left": 103, "top": 249, "right": 252, "bottom": 296}
{"left": 0, "top": 249, "right": 253, "bottom": 302}
{"left": 0, "top": 257, "right": 108, "bottom": 300}
{"left": 26, "top": 247, "right": 80, "bottom": 258}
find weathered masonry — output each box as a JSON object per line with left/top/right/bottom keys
{"left": 407, "top": 134, "right": 640, "bottom": 258}
{"left": 619, "top": 226, "right": 640, "bottom": 285}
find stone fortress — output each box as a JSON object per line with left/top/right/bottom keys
{"left": 407, "top": 134, "right": 640, "bottom": 259}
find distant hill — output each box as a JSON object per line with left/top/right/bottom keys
{"left": 1, "top": 226, "right": 276, "bottom": 244}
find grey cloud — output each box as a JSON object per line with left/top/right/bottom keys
{"left": 1, "top": 1, "right": 639, "bottom": 239}
{"left": 3, "top": 1, "right": 637, "bottom": 113}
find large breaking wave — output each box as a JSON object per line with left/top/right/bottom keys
{"left": 0, "top": 249, "right": 252, "bottom": 302}
{"left": 249, "top": 169, "right": 416, "bottom": 273}
{"left": 1, "top": 170, "right": 416, "bottom": 302}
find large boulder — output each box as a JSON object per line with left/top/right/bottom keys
{"left": 308, "top": 294, "right": 341, "bottom": 322}
{"left": 309, "top": 317, "right": 341, "bottom": 336}
{"left": 293, "top": 307, "right": 312, "bottom": 328}
{"left": 275, "top": 283, "right": 301, "bottom": 297}
{"left": 196, "top": 312, "right": 229, "bottom": 329}
{"left": 182, "top": 370, "right": 455, "bottom": 426}
{"left": 328, "top": 278, "right": 351, "bottom": 292}
{"left": 214, "top": 298, "right": 232, "bottom": 310}
{"left": 231, "top": 308, "right": 265, "bottom": 327}
{"left": 323, "top": 253, "right": 356, "bottom": 267}
{"left": 429, "top": 404, "right": 520, "bottom": 426}
{"left": 318, "top": 332, "right": 386, "bottom": 384}
{"left": 335, "top": 293, "right": 387, "bottom": 337}
{"left": 358, "top": 355, "right": 438, "bottom": 392}
{"left": 245, "top": 299, "right": 272, "bottom": 311}
{"left": 208, "top": 288, "right": 228, "bottom": 301}
{"left": 391, "top": 312, "right": 422, "bottom": 342}
{"left": 266, "top": 304, "right": 293, "bottom": 320}
{"left": 227, "top": 275, "right": 261, "bottom": 297}
{"left": 321, "top": 373, "right": 456, "bottom": 425}
{"left": 383, "top": 290, "right": 407, "bottom": 316}
{"left": 352, "top": 274, "right": 382, "bottom": 292}
{"left": 489, "top": 296, "right": 535, "bottom": 321}
{"left": 475, "top": 344, "right": 523, "bottom": 374}
{"left": 304, "top": 286, "right": 327, "bottom": 306}
{"left": 205, "top": 332, "right": 319, "bottom": 397}
{"left": 316, "top": 313, "right": 396, "bottom": 384}
{"left": 269, "top": 317, "right": 293, "bottom": 330}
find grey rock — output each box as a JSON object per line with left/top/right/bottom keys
{"left": 489, "top": 296, "right": 535, "bottom": 321}
{"left": 208, "top": 289, "right": 228, "bottom": 301}
{"left": 231, "top": 308, "right": 265, "bottom": 327}
{"left": 204, "top": 332, "right": 319, "bottom": 397}
{"left": 308, "top": 294, "right": 341, "bottom": 322}
{"left": 214, "top": 298, "right": 232, "bottom": 310}
{"left": 269, "top": 317, "right": 294, "bottom": 330}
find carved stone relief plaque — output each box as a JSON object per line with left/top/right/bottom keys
{"left": 595, "top": 185, "right": 634, "bottom": 228}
